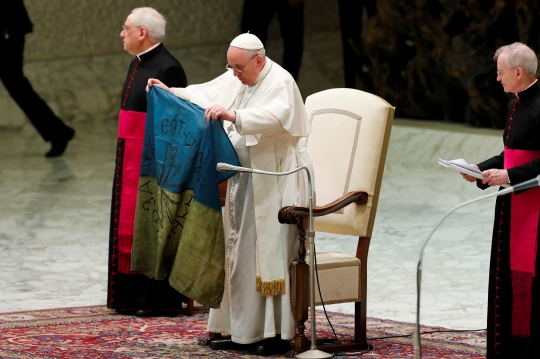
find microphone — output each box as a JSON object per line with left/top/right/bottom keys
{"left": 414, "top": 174, "right": 540, "bottom": 358}
{"left": 216, "top": 162, "right": 254, "bottom": 173}
{"left": 215, "top": 162, "right": 331, "bottom": 358}
{"left": 511, "top": 174, "right": 540, "bottom": 192}
{"left": 216, "top": 162, "right": 313, "bottom": 180}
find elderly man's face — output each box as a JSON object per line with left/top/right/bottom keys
{"left": 227, "top": 47, "right": 264, "bottom": 86}
{"left": 120, "top": 14, "right": 143, "bottom": 55}
{"left": 496, "top": 53, "right": 521, "bottom": 94}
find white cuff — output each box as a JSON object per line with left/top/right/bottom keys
{"left": 234, "top": 111, "right": 242, "bottom": 133}
{"left": 171, "top": 87, "right": 190, "bottom": 101}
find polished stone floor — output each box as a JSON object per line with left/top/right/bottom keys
{"left": 0, "top": 118, "right": 504, "bottom": 333}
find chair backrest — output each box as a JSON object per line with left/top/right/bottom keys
{"left": 304, "top": 88, "right": 394, "bottom": 237}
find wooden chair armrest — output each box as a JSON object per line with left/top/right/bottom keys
{"left": 278, "top": 191, "right": 368, "bottom": 225}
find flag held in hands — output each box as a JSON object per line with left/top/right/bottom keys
{"left": 131, "top": 86, "right": 240, "bottom": 308}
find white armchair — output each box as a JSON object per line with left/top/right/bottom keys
{"left": 279, "top": 88, "right": 395, "bottom": 352}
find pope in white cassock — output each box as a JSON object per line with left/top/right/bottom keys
{"left": 147, "top": 33, "right": 312, "bottom": 356}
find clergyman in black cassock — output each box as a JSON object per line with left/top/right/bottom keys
{"left": 462, "top": 42, "right": 540, "bottom": 359}
{"left": 107, "top": 7, "right": 189, "bottom": 317}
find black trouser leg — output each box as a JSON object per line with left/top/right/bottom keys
{"left": 0, "top": 33, "right": 68, "bottom": 142}
{"left": 338, "top": 0, "right": 366, "bottom": 88}
{"left": 276, "top": 0, "right": 304, "bottom": 80}
{"left": 240, "top": 0, "right": 277, "bottom": 44}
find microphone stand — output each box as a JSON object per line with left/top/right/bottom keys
{"left": 216, "top": 163, "right": 332, "bottom": 359}
{"left": 414, "top": 175, "right": 540, "bottom": 359}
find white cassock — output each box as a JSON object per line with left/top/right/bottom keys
{"left": 172, "top": 58, "right": 312, "bottom": 344}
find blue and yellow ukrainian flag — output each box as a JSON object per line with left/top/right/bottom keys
{"left": 131, "top": 86, "right": 239, "bottom": 308}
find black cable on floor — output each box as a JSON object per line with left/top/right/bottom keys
{"left": 311, "top": 244, "right": 486, "bottom": 357}
{"left": 369, "top": 327, "right": 486, "bottom": 340}
{"left": 313, "top": 243, "right": 341, "bottom": 355}
{"left": 327, "top": 329, "right": 487, "bottom": 357}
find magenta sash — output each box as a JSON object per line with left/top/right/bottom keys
{"left": 117, "top": 110, "right": 147, "bottom": 274}
{"left": 504, "top": 147, "right": 540, "bottom": 337}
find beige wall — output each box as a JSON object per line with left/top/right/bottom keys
{"left": 1, "top": 0, "right": 342, "bottom": 132}
{"left": 23, "top": 0, "right": 245, "bottom": 60}
{"left": 24, "top": 0, "right": 339, "bottom": 60}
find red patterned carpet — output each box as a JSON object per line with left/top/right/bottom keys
{"left": 0, "top": 305, "right": 485, "bottom": 358}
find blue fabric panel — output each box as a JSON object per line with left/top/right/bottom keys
{"left": 143, "top": 86, "right": 240, "bottom": 212}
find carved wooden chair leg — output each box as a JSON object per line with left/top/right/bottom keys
{"left": 185, "top": 298, "right": 194, "bottom": 316}
{"left": 294, "top": 225, "right": 309, "bottom": 350}
{"left": 356, "top": 236, "right": 370, "bottom": 347}
{"left": 294, "top": 269, "right": 309, "bottom": 350}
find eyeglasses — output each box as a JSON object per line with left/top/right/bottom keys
{"left": 226, "top": 55, "right": 257, "bottom": 73}
{"left": 496, "top": 66, "right": 521, "bottom": 76}
{"left": 121, "top": 25, "right": 141, "bottom": 32}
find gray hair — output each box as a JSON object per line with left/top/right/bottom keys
{"left": 494, "top": 42, "right": 538, "bottom": 75}
{"left": 244, "top": 48, "right": 266, "bottom": 59}
{"left": 130, "top": 7, "right": 166, "bottom": 43}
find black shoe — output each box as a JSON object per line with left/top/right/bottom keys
{"left": 46, "top": 127, "right": 75, "bottom": 158}
{"left": 115, "top": 309, "right": 136, "bottom": 315}
{"left": 209, "top": 338, "right": 258, "bottom": 351}
{"left": 135, "top": 309, "right": 149, "bottom": 317}
{"left": 255, "top": 336, "right": 291, "bottom": 356}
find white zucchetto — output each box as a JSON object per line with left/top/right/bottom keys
{"left": 230, "top": 33, "right": 264, "bottom": 50}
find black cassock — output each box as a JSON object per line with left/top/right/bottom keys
{"left": 107, "top": 44, "right": 188, "bottom": 313}
{"left": 477, "top": 81, "right": 540, "bottom": 359}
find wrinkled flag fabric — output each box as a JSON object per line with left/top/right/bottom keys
{"left": 131, "top": 86, "right": 240, "bottom": 308}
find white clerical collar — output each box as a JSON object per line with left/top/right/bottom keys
{"left": 250, "top": 57, "right": 272, "bottom": 87}
{"left": 136, "top": 42, "right": 161, "bottom": 60}
{"left": 516, "top": 79, "right": 538, "bottom": 98}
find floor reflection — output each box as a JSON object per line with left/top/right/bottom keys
{"left": 0, "top": 119, "right": 503, "bottom": 331}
